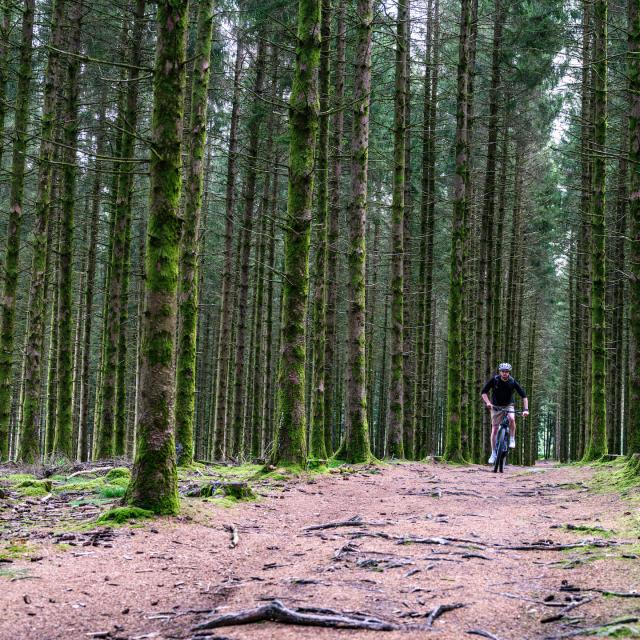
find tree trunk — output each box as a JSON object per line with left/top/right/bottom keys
{"left": 310, "top": 0, "right": 332, "bottom": 460}
{"left": 175, "top": 0, "right": 215, "bottom": 466}
{"left": 0, "top": 0, "right": 35, "bottom": 459}
{"left": 213, "top": 35, "right": 244, "bottom": 460}
{"left": 78, "top": 102, "right": 107, "bottom": 462}
{"left": 627, "top": 0, "right": 640, "bottom": 466}
{"left": 231, "top": 34, "right": 267, "bottom": 459}
{"left": 334, "top": 0, "right": 373, "bottom": 464}
{"left": 271, "top": 0, "right": 321, "bottom": 467}
{"left": 53, "top": 0, "right": 83, "bottom": 458}
{"left": 125, "top": 0, "right": 188, "bottom": 514}
{"left": 583, "top": 0, "right": 608, "bottom": 462}
{"left": 444, "top": 0, "right": 471, "bottom": 463}
{"left": 387, "top": 0, "right": 407, "bottom": 460}
{"left": 324, "top": 0, "right": 345, "bottom": 457}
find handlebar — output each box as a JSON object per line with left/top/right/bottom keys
{"left": 486, "top": 405, "right": 526, "bottom": 415}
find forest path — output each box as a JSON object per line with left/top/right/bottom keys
{"left": 2, "top": 460, "right": 639, "bottom": 640}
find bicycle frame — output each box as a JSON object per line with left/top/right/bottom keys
{"left": 489, "top": 405, "right": 523, "bottom": 473}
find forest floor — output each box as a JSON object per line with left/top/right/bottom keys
{"left": 0, "top": 458, "right": 639, "bottom": 640}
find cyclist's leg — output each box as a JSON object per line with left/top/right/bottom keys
{"left": 507, "top": 404, "right": 516, "bottom": 438}
{"left": 490, "top": 408, "right": 502, "bottom": 450}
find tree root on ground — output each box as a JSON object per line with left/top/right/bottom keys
{"left": 193, "top": 599, "right": 399, "bottom": 631}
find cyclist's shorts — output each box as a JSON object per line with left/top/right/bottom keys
{"left": 491, "top": 404, "right": 514, "bottom": 428}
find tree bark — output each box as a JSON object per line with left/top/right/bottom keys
{"left": 271, "top": 0, "right": 321, "bottom": 467}
{"left": 387, "top": 0, "right": 408, "bottom": 460}
{"left": 125, "top": 0, "right": 189, "bottom": 514}
{"left": 334, "top": 0, "right": 373, "bottom": 464}
{"left": 444, "top": 0, "right": 471, "bottom": 463}
{"left": 175, "top": 0, "right": 215, "bottom": 466}
{"left": 0, "top": 0, "right": 35, "bottom": 459}
{"left": 583, "top": 0, "right": 607, "bottom": 462}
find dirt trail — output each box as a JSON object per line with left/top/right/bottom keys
{"left": 1, "top": 461, "right": 639, "bottom": 640}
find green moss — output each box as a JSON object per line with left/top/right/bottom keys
{"left": 15, "top": 479, "right": 52, "bottom": 496}
{"left": 97, "top": 506, "right": 154, "bottom": 524}
{"left": 1, "top": 473, "right": 36, "bottom": 485}
{"left": 106, "top": 467, "right": 131, "bottom": 481}
{"left": 563, "top": 523, "right": 615, "bottom": 537}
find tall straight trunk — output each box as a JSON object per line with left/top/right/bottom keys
{"left": 583, "top": 0, "right": 607, "bottom": 462}
{"left": 19, "top": 0, "right": 66, "bottom": 462}
{"left": 402, "top": 0, "right": 414, "bottom": 459}
{"left": 0, "top": 0, "right": 35, "bottom": 459}
{"left": 414, "top": 0, "right": 434, "bottom": 460}
{"left": 324, "top": 0, "right": 345, "bottom": 456}
{"left": 310, "top": 0, "right": 332, "bottom": 460}
{"left": 0, "top": 3, "right": 9, "bottom": 165}
{"left": 79, "top": 105, "right": 107, "bottom": 461}
{"left": 271, "top": 0, "right": 321, "bottom": 467}
{"left": 53, "top": 0, "right": 82, "bottom": 458}
{"left": 125, "top": 0, "right": 188, "bottom": 514}
{"left": 627, "top": 0, "right": 640, "bottom": 465}
{"left": 175, "top": 0, "right": 214, "bottom": 466}
{"left": 477, "top": 0, "right": 505, "bottom": 461}
{"left": 608, "top": 126, "right": 628, "bottom": 454}
{"left": 444, "top": 0, "right": 471, "bottom": 463}
{"left": 231, "top": 35, "right": 267, "bottom": 459}
{"left": 97, "top": 0, "right": 146, "bottom": 459}
{"left": 334, "top": 0, "right": 373, "bottom": 464}
{"left": 423, "top": 0, "right": 439, "bottom": 457}
{"left": 365, "top": 219, "right": 380, "bottom": 436}
{"left": 576, "top": 0, "right": 592, "bottom": 460}
{"left": 377, "top": 288, "right": 390, "bottom": 457}
{"left": 213, "top": 35, "right": 243, "bottom": 460}
{"left": 262, "top": 165, "right": 280, "bottom": 455}
{"left": 387, "top": 0, "right": 407, "bottom": 460}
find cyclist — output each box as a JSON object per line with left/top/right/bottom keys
{"left": 481, "top": 363, "right": 529, "bottom": 464}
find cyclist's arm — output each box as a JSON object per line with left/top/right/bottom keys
{"left": 513, "top": 380, "right": 529, "bottom": 413}
{"left": 481, "top": 392, "right": 492, "bottom": 409}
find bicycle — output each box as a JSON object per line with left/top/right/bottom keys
{"left": 489, "top": 406, "right": 523, "bottom": 473}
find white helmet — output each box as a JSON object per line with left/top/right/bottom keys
{"left": 498, "top": 362, "right": 512, "bottom": 372}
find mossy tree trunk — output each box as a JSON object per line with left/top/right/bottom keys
{"left": 125, "top": 0, "right": 189, "bottom": 515}
{"left": 79, "top": 101, "right": 107, "bottom": 462}
{"left": 97, "top": 0, "right": 146, "bottom": 459}
{"left": 334, "top": 0, "right": 373, "bottom": 464}
{"left": 310, "top": 0, "right": 332, "bottom": 461}
{"left": 53, "top": 0, "right": 83, "bottom": 458}
{"left": 583, "top": 0, "right": 607, "bottom": 462}
{"left": 444, "top": 0, "right": 471, "bottom": 464}
{"left": 0, "top": 3, "right": 9, "bottom": 165}
{"left": 271, "top": 0, "right": 321, "bottom": 467}
{"left": 175, "top": 0, "right": 214, "bottom": 466}
{"left": 0, "top": 0, "right": 35, "bottom": 460}
{"left": 386, "top": 0, "right": 407, "bottom": 460}
{"left": 324, "top": 0, "right": 345, "bottom": 457}
{"left": 231, "top": 34, "right": 267, "bottom": 459}
{"left": 627, "top": 0, "right": 640, "bottom": 465}
{"left": 213, "top": 34, "right": 243, "bottom": 460}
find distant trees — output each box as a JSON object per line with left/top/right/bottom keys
{"left": 0, "top": 0, "right": 634, "bottom": 484}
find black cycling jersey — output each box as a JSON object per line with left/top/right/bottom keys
{"left": 481, "top": 375, "right": 527, "bottom": 407}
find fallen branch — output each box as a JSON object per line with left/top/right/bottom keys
{"left": 594, "top": 589, "right": 640, "bottom": 598}
{"left": 425, "top": 603, "right": 464, "bottom": 627}
{"left": 304, "top": 515, "right": 388, "bottom": 532}
{"left": 66, "top": 466, "right": 113, "bottom": 480}
{"left": 193, "top": 599, "right": 399, "bottom": 631}
{"left": 499, "top": 539, "right": 616, "bottom": 551}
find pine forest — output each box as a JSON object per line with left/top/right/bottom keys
{"left": 0, "top": 0, "right": 640, "bottom": 637}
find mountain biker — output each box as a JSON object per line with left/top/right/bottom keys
{"left": 481, "top": 363, "right": 529, "bottom": 464}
